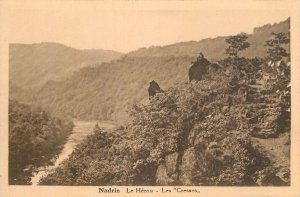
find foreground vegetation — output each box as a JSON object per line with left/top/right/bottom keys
{"left": 9, "top": 100, "right": 74, "bottom": 185}
{"left": 40, "top": 54, "right": 290, "bottom": 185}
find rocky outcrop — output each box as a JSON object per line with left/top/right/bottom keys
{"left": 153, "top": 64, "right": 290, "bottom": 186}
{"left": 252, "top": 167, "right": 289, "bottom": 186}
{"left": 156, "top": 165, "right": 171, "bottom": 185}
{"left": 156, "top": 148, "right": 205, "bottom": 186}
{"left": 244, "top": 80, "right": 285, "bottom": 138}
{"left": 38, "top": 53, "right": 290, "bottom": 186}
{"left": 156, "top": 152, "right": 178, "bottom": 185}
{"left": 179, "top": 147, "right": 203, "bottom": 185}
{"left": 188, "top": 53, "right": 224, "bottom": 82}
{"left": 148, "top": 80, "right": 164, "bottom": 98}
{"left": 188, "top": 53, "right": 211, "bottom": 81}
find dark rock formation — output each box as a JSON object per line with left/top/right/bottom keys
{"left": 148, "top": 80, "right": 163, "bottom": 97}
{"left": 188, "top": 53, "right": 211, "bottom": 82}
{"left": 179, "top": 147, "right": 199, "bottom": 185}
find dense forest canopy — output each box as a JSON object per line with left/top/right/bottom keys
{"left": 9, "top": 100, "right": 74, "bottom": 184}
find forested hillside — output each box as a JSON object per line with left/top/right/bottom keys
{"left": 9, "top": 100, "right": 74, "bottom": 185}
{"left": 40, "top": 55, "right": 291, "bottom": 185}
{"left": 9, "top": 42, "right": 123, "bottom": 89}
{"left": 9, "top": 18, "right": 290, "bottom": 125}
{"left": 127, "top": 18, "right": 289, "bottom": 59}
{"left": 25, "top": 56, "right": 193, "bottom": 123}
{"left": 8, "top": 17, "right": 291, "bottom": 186}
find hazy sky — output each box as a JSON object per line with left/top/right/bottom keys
{"left": 3, "top": 1, "right": 290, "bottom": 52}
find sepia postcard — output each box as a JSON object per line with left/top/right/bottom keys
{"left": 0, "top": 0, "right": 300, "bottom": 196}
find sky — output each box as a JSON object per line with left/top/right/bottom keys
{"left": 2, "top": 1, "right": 290, "bottom": 53}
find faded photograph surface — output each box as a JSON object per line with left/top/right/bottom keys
{"left": 7, "top": 2, "right": 291, "bottom": 187}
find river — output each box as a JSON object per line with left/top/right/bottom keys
{"left": 30, "top": 120, "right": 116, "bottom": 185}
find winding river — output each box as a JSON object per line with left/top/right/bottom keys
{"left": 30, "top": 120, "right": 116, "bottom": 185}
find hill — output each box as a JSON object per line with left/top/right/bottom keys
{"left": 39, "top": 61, "right": 290, "bottom": 185}
{"left": 128, "top": 18, "right": 290, "bottom": 59}
{"left": 10, "top": 18, "right": 290, "bottom": 124}
{"left": 9, "top": 42, "right": 123, "bottom": 89}
{"left": 23, "top": 56, "right": 194, "bottom": 123}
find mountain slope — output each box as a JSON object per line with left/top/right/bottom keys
{"left": 28, "top": 56, "right": 194, "bottom": 123}
{"left": 10, "top": 18, "right": 290, "bottom": 124}
{"left": 9, "top": 42, "right": 123, "bottom": 89}
{"left": 39, "top": 65, "right": 290, "bottom": 186}
{"left": 128, "top": 18, "right": 290, "bottom": 59}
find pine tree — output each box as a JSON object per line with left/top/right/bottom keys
{"left": 265, "top": 32, "right": 290, "bottom": 61}
{"left": 225, "top": 33, "right": 250, "bottom": 58}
